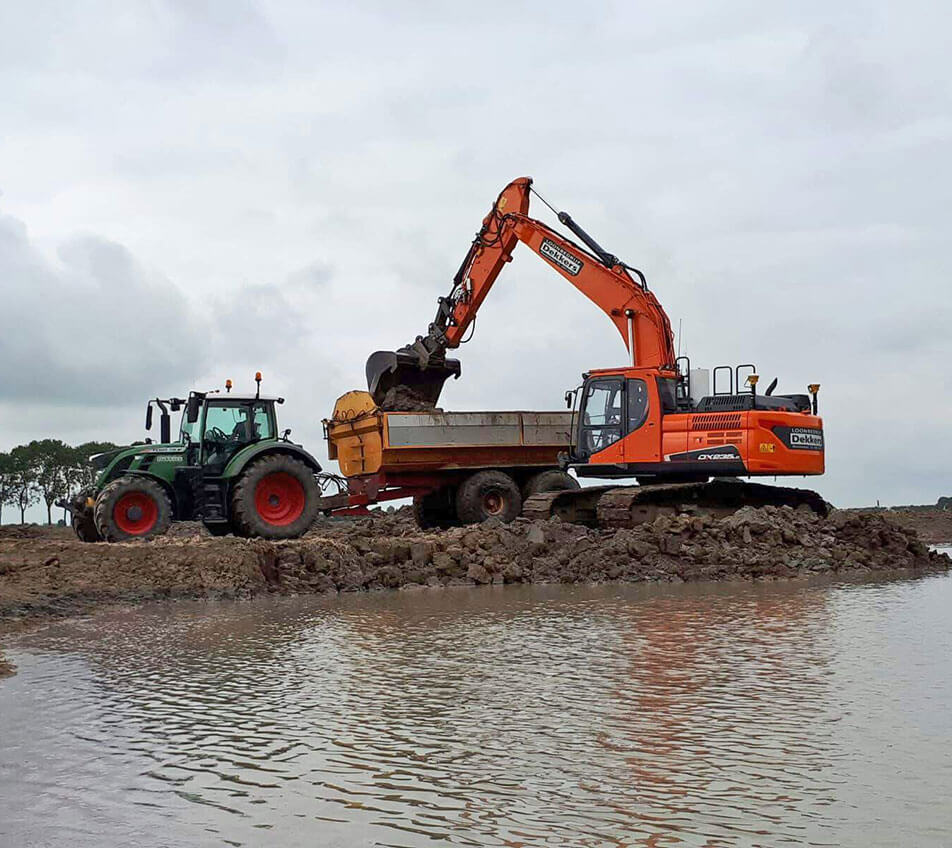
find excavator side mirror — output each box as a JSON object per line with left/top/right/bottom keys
{"left": 565, "top": 391, "right": 573, "bottom": 408}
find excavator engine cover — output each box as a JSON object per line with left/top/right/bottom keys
{"left": 366, "top": 349, "right": 461, "bottom": 410}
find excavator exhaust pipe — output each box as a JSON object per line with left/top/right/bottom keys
{"left": 366, "top": 349, "right": 461, "bottom": 410}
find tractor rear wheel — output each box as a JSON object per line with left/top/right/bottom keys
{"left": 456, "top": 470, "right": 522, "bottom": 525}
{"left": 231, "top": 455, "right": 320, "bottom": 539}
{"left": 94, "top": 476, "right": 172, "bottom": 542}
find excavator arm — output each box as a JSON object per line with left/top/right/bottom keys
{"left": 367, "top": 177, "right": 677, "bottom": 408}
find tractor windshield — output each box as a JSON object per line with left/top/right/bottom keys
{"left": 180, "top": 412, "right": 200, "bottom": 443}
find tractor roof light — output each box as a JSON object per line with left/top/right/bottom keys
{"left": 225, "top": 379, "right": 232, "bottom": 393}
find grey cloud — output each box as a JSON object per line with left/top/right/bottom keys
{"left": 0, "top": 210, "right": 205, "bottom": 405}
{"left": 1, "top": 0, "right": 951, "bottom": 509}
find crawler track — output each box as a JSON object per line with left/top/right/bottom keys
{"left": 523, "top": 479, "right": 830, "bottom": 529}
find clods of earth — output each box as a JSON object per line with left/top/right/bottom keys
{"left": 1, "top": 506, "right": 947, "bottom": 633}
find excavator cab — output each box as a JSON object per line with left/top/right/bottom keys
{"left": 571, "top": 369, "right": 662, "bottom": 468}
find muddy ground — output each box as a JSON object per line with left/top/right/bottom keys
{"left": 1, "top": 505, "right": 947, "bottom": 636}
{"left": 847, "top": 507, "right": 952, "bottom": 545}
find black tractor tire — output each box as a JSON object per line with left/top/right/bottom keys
{"left": 72, "top": 508, "right": 101, "bottom": 543}
{"left": 231, "top": 454, "right": 320, "bottom": 539}
{"left": 522, "top": 469, "right": 581, "bottom": 500}
{"left": 455, "top": 470, "right": 522, "bottom": 525}
{"left": 412, "top": 488, "right": 458, "bottom": 530}
{"left": 94, "top": 476, "right": 173, "bottom": 542}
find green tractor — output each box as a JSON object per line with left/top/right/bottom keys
{"left": 69, "top": 379, "right": 323, "bottom": 542}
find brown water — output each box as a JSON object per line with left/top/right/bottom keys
{"left": 2, "top": 565, "right": 952, "bottom": 847}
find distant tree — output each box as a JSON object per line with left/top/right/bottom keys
{"left": 68, "top": 441, "right": 120, "bottom": 491}
{"left": 0, "top": 452, "right": 14, "bottom": 525}
{"left": 28, "top": 439, "right": 74, "bottom": 524}
{"left": 8, "top": 445, "right": 40, "bottom": 524}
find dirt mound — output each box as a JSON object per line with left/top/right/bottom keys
{"left": 376, "top": 384, "right": 442, "bottom": 412}
{"left": 847, "top": 507, "right": 952, "bottom": 545}
{"left": 1, "top": 506, "right": 947, "bottom": 627}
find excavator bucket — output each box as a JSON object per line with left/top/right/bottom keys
{"left": 366, "top": 350, "right": 461, "bottom": 410}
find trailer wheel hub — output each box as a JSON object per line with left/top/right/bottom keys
{"left": 483, "top": 491, "right": 504, "bottom": 515}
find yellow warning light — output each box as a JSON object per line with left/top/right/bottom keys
{"left": 808, "top": 383, "right": 820, "bottom": 394}
{"left": 225, "top": 379, "right": 232, "bottom": 392}
{"left": 255, "top": 372, "right": 262, "bottom": 382}
{"left": 747, "top": 374, "right": 760, "bottom": 386}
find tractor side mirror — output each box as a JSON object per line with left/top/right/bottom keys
{"left": 282, "top": 428, "right": 292, "bottom": 441}
{"left": 145, "top": 404, "right": 153, "bottom": 430}
{"left": 186, "top": 396, "right": 201, "bottom": 424}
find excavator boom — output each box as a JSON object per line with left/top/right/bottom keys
{"left": 367, "top": 177, "right": 676, "bottom": 408}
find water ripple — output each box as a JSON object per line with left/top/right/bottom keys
{"left": 3, "top": 574, "right": 952, "bottom": 847}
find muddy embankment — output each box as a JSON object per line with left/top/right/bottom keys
{"left": 845, "top": 506, "right": 952, "bottom": 545}
{"left": 1, "top": 505, "right": 948, "bottom": 628}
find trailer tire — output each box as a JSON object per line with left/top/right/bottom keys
{"left": 522, "top": 469, "right": 580, "bottom": 500}
{"left": 232, "top": 454, "right": 320, "bottom": 539}
{"left": 413, "top": 489, "right": 457, "bottom": 530}
{"left": 94, "top": 476, "right": 172, "bottom": 542}
{"left": 456, "top": 470, "right": 522, "bottom": 525}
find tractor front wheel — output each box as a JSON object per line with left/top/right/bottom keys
{"left": 231, "top": 455, "right": 320, "bottom": 539}
{"left": 94, "top": 476, "right": 172, "bottom": 542}
{"left": 72, "top": 509, "right": 101, "bottom": 542}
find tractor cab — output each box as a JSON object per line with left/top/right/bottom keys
{"left": 179, "top": 391, "right": 284, "bottom": 473}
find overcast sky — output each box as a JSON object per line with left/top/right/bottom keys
{"left": 2, "top": 0, "right": 950, "bottom": 520}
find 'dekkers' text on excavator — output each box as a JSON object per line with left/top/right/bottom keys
{"left": 366, "top": 177, "right": 827, "bottom": 527}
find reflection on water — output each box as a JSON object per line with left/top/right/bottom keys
{"left": 2, "top": 572, "right": 952, "bottom": 847}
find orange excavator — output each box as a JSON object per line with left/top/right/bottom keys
{"left": 367, "top": 177, "right": 827, "bottom": 526}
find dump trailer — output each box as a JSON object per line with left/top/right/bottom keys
{"left": 322, "top": 390, "right": 578, "bottom": 527}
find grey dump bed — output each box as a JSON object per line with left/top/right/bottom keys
{"left": 385, "top": 411, "right": 572, "bottom": 449}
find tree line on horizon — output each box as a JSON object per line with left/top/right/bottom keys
{"left": 0, "top": 440, "right": 118, "bottom": 524}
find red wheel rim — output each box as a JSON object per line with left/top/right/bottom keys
{"left": 483, "top": 491, "right": 504, "bottom": 515}
{"left": 254, "top": 472, "right": 306, "bottom": 526}
{"left": 113, "top": 492, "right": 159, "bottom": 535}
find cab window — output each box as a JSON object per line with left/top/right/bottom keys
{"left": 203, "top": 402, "right": 272, "bottom": 443}
{"left": 580, "top": 378, "right": 624, "bottom": 455}
{"left": 627, "top": 379, "right": 649, "bottom": 430}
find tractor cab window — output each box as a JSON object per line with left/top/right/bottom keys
{"left": 578, "top": 378, "right": 624, "bottom": 456}
{"left": 180, "top": 414, "right": 200, "bottom": 444}
{"left": 252, "top": 405, "right": 274, "bottom": 439}
{"left": 203, "top": 402, "right": 272, "bottom": 445}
